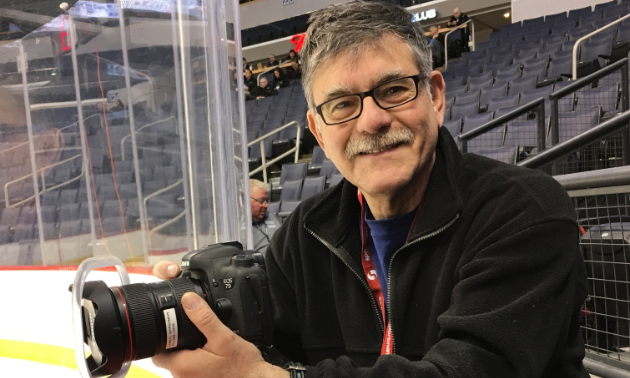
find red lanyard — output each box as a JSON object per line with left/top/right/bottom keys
{"left": 357, "top": 189, "right": 421, "bottom": 355}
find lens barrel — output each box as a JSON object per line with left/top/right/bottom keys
{"left": 83, "top": 277, "right": 208, "bottom": 377}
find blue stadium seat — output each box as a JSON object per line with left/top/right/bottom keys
{"left": 42, "top": 191, "right": 60, "bottom": 206}
{"left": 98, "top": 186, "right": 119, "bottom": 201}
{"left": 519, "top": 86, "right": 553, "bottom": 106}
{"left": 558, "top": 106, "right": 601, "bottom": 142}
{"left": 451, "top": 101, "right": 480, "bottom": 120}
{"left": 153, "top": 166, "right": 178, "bottom": 181}
{"left": 102, "top": 199, "right": 126, "bottom": 218}
{"left": 320, "top": 159, "right": 339, "bottom": 180}
{"left": 494, "top": 105, "right": 523, "bottom": 119}
{"left": 580, "top": 40, "right": 613, "bottom": 68}
{"left": 280, "top": 162, "right": 308, "bottom": 184}
{"left": 595, "top": 1, "right": 616, "bottom": 11}
{"left": 119, "top": 183, "right": 139, "bottom": 198}
{"left": 329, "top": 173, "right": 344, "bottom": 188}
{"left": 114, "top": 160, "right": 133, "bottom": 172}
{"left": 143, "top": 180, "right": 166, "bottom": 195}
{"left": 18, "top": 206, "right": 37, "bottom": 225}
{"left": 60, "top": 203, "right": 81, "bottom": 221}
{"left": 60, "top": 219, "right": 82, "bottom": 237}
{"left": 60, "top": 189, "right": 78, "bottom": 204}
{"left": 569, "top": 7, "right": 593, "bottom": 20}
{"left": 575, "top": 84, "right": 619, "bottom": 113}
{"left": 480, "top": 83, "right": 508, "bottom": 108}
{"left": 508, "top": 75, "right": 538, "bottom": 95}
{"left": 474, "top": 145, "right": 518, "bottom": 164}
{"left": 470, "top": 76, "right": 494, "bottom": 92}
{"left": 95, "top": 174, "right": 114, "bottom": 188}
{"left": 495, "top": 71, "right": 522, "bottom": 86}
{"left": 13, "top": 224, "right": 34, "bottom": 242}
{"left": 301, "top": 176, "right": 326, "bottom": 200}
{"left": 547, "top": 56, "right": 573, "bottom": 79}
{"left": 487, "top": 94, "right": 520, "bottom": 113}
{"left": 496, "top": 64, "right": 521, "bottom": 77}
{"left": 545, "top": 12, "right": 568, "bottom": 25}
{"left": 468, "top": 127, "right": 506, "bottom": 153}
{"left": 279, "top": 200, "right": 301, "bottom": 214}
{"left": 537, "top": 44, "right": 562, "bottom": 59}
{"left": 115, "top": 171, "right": 134, "bottom": 185}
{"left": 41, "top": 206, "right": 57, "bottom": 223}
{"left": 462, "top": 112, "right": 494, "bottom": 134}
{"left": 522, "top": 62, "right": 548, "bottom": 82}
{"left": 442, "top": 119, "right": 462, "bottom": 140}
{"left": 504, "top": 117, "right": 550, "bottom": 148}
{"left": 311, "top": 146, "right": 326, "bottom": 165}
{"left": 443, "top": 75, "right": 466, "bottom": 87}
{"left": 454, "top": 90, "right": 481, "bottom": 106}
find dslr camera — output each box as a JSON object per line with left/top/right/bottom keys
{"left": 77, "top": 242, "right": 273, "bottom": 377}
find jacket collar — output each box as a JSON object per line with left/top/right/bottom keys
{"left": 304, "top": 127, "right": 464, "bottom": 247}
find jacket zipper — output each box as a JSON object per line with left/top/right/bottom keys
{"left": 306, "top": 227, "right": 385, "bottom": 334}
{"left": 387, "top": 213, "right": 459, "bottom": 354}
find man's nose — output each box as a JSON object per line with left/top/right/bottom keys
{"left": 355, "top": 96, "right": 392, "bottom": 135}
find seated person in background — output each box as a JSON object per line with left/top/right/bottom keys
{"left": 446, "top": 7, "right": 470, "bottom": 54}
{"left": 243, "top": 68, "right": 257, "bottom": 95}
{"left": 428, "top": 26, "right": 444, "bottom": 69}
{"left": 285, "top": 57, "right": 302, "bottom": 80}
{"left": 109, "top": 99, "right": 125, "bottom": 112}
{"left": 288, "top": 49, "right": 299, "bottom": 63}
{"left": 242, "top": 57, "right": 251, "bottom": 71}
{"left": 250, "top": 179, "right": 282, "bottom": 253}
{"left": 268, "top": 54, "right": 280, "bottom": 67}
{"left": 247, "top": 77, "right": 277, "bottom": 100}
{"left": 272, "top": 68, "right": 290, "bottom": 89}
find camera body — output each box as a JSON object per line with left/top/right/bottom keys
{"left": 78, "top": 242, "right": 272, "bottom": 377}
{"left": 179, "top": 241, "right": 271, "bottom": 344}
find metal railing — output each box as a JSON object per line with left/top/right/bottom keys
{"left": 120, "top": 116, "right": 175, "bottom": 160}
{"left": 549, "top": 166, "right": 630, "bottom": 378}
{"left": 248, "top": 120, "right": 301, "bottom": 183}
{"left": 142, "top": 178, "right": 183, "bottom": 232}
{"left": 444, "top": 19, "right": 475, "bottom": 71}
{"left": 518, "top": 110, "right": 630, "bottom": 170}
{"left": 4, "top": 153, "right": 83, "bottom": 208}
{"left": 573, "top": 13, "right": 630, "bottom": 80}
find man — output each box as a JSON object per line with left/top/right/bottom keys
{"left": 269, "top": 54, "right": 280, "bottom": 67}
{"left": 286, "top": 58, "right": 302, "bottom": 80}
{"left": 428, "top": 26, "right": 444, "bottom": 69}
{"left": 243, "top": 68, "right": 256, "bottom": 95}
{"left": 152, "top": 2, "right": 588, "bottom": 377}
{"left": 250, "top": 179, "right": 282, "bottom": 253}
{"left": 446, "top": 7, "right": 470, "bottom": 54}
{"left": 248, "top": 77, "right": 277, "bottom": 100}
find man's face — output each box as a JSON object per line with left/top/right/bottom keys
{"left": 250, "top": 187, "right": 269, "bottom": 223}
{"left": 453, "top": 9, "right": 461, "bottom": 18}
{"left": 291, "top": 62, "right": 299, "bottom": 69}
{"left": 307, "top": 37, "right": 445, "bottom": 197}
{"left": 270, "top": 55, "right": 276, "bottom": 61}
{"left": 245, "top": 70, "right": 251, "bottom": 79}
{"left": 429, "top": 27, "right": 438, "bottom": 36}
{"left": 260, "top": 78, "right": 268, "bottom": 88}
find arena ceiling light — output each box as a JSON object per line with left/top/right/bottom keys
{"left": 504, "top": 12, "right": 510, "bottom": 18}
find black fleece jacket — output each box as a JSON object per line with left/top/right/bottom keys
{"left": 266, "top": 127, "right": 589, "bottom": 377}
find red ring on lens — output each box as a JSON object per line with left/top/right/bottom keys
{"left": 114, "top": 287, "right": 133, "bottom": 361}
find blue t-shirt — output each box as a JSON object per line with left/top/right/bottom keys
{"left": 362, "top": 204, "right": 418, "bottom": 321}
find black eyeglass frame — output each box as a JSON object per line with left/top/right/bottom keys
{"left": 314, "top": 73, "right": 428, "bottom": 126}
{"left": 250, "top": 197, "right": 269, "bottom": 205}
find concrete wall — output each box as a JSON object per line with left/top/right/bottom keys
{"left": 240, "top": 0, "right": 353, "bottom": 30}
{"left": 512, "top": 0, "right": 613, "bottom": 23}
{"left": 242, "top": 0, "right": 511, "bottom": 62}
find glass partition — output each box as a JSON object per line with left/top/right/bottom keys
{"left": 0, "top": 0, "right": 251, "bottom": 268}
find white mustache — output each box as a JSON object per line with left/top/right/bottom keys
{"left": 345, "top": 127, "right": 415, "bottom": 159}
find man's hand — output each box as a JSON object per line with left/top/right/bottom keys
{"left": 151, "top": 262, "right": 290, "bottom": 378}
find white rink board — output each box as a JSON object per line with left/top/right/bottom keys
{"left": 0, "top": 269, "right": 172, "bottom": 377}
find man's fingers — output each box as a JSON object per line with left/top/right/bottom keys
{"left": 153, "top": 261, "right": 181, "bottom": 280}
{"left": 181, "top": 292, "right": 237, "bottom": 355}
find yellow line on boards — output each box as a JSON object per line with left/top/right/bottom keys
{"left": 0, "top": 339, "right": 162, "bottom": 378}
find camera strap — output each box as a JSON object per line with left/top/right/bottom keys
{"left": 249, "top": 273, "right": 274, "bottom": 349}
{"left": 357, "top": 189, "right": 421, "bottom": 355}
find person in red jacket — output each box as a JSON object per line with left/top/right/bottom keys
{"left": 152, "top": 2, "right": 589, "bottom": 378}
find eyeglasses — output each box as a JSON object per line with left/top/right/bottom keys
{"left": 315, "top": 74, "right": 428, "bottom": 126}
{"left": 251, "top": 197, "right": 269, "bottom": 205}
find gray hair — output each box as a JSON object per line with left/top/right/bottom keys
{"left": 249, "top": 179, "right": 269, "bottom": 192}
{"left": 301, "top": 1, "right": 433, "bottom": 116}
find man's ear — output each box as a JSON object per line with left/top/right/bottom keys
{"left": 307, "top": 110, "right": 326, "bottom": 153}
{"left": 429, "top": 71, "right": 446, "bottom": 127}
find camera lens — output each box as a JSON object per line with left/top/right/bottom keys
{"left": 81, "top": 277, "right": 208, "bottom": 377}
